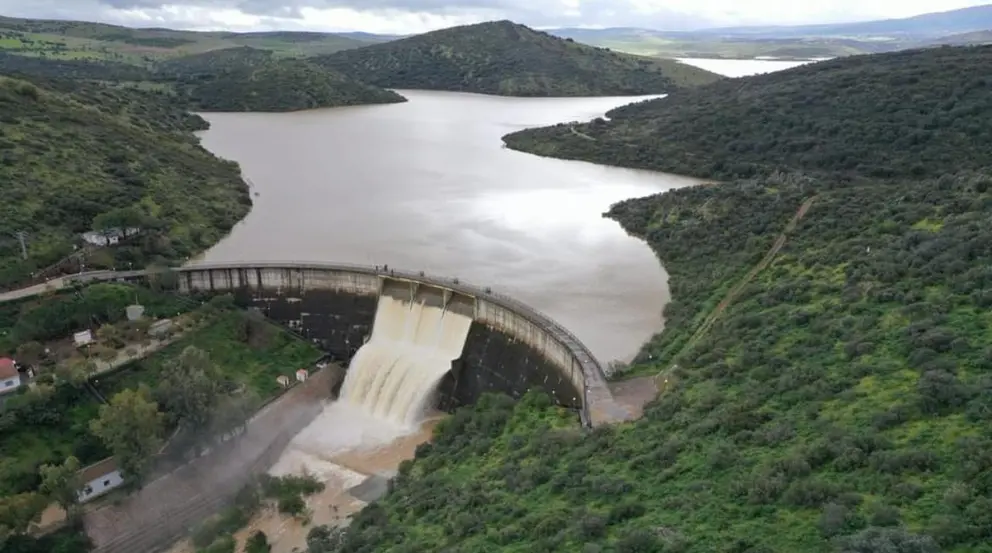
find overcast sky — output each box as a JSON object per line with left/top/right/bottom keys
{"left": 0, "top": 0, "right": 987, "bottom": 34}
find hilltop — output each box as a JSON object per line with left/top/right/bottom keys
{"left": 0, "top": 76, "right": 249, "bottom": 287}
{"left": 307, "top": 44, "right": 992, "bottom": 552}
{"left": 315, "top": 20, "right": 722, "bottom": 96}
{"left": 157, "top": 47, "right": 406, "bottom": 111}
{"left": 505, "top": 45, "right": 992, "bottom": 180}
{"left": 0, "top": 46, "right": 405, "bottom": 113}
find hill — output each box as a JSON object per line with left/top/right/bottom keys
{"left": 548, "top": 6, "right": 992, "bottom": 59}
{"left": 504, "top": 45, "right": 992, "bottom": 181}
{"left": 0, "top": 76, "right": 249, "bottom": 288}
{"left": 0, "top": 15, "right": 375, "bottom": 62}
{"left": 157, "top": 47, "right": 406, "bottom": 111}
{"left": 315, "top": 20, "right": 722, "bottom": 96}
{"left": 313, "top": 43, "right": 992, "bottom": 553}
{"left": 702, "top": 4, "right": 992, "bottom": 39}
{"left": 548, "top": 27, "right": 894, "bottom": 59}
{"left": 922, "top": 30, "right": 992, "bottom": 47}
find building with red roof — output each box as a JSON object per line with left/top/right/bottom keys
{"left": 0, "top": 357, "right": 21, "bottom": 394}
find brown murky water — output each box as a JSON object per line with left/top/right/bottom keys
{"left": 196, "top": 90, "right": 704, "bottom": 365}
{"left": 165, "top": 405, "right": 441, "bottom": 553}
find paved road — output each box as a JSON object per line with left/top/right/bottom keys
{"left": 0, "top": 277, "right": 67, "bottom": 302}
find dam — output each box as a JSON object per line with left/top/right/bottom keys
{"left": 75, "top": 262, "right": 629, "bottom": 426}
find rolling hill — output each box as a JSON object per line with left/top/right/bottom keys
{"left": 706, "top": 4, "right": 992, "bottom": 39}
{"left": 0, "top": 15, "right": 375, "bottom": 61}
{"left": 548, "top": 5, "right": 992, "bottom": 59}
{"left": 504, "top": 45, "right": 992, "bottom": 181}
{"left": 315, "top": 20, "right": 722, "bottom": 96}
{"left": 157, "top": 47, "right": 406, "bottom": 111}
{"left": 0, "top": 75, "right": 249, "bottom": 287}
{"left": 316, "top": 43, "right": 992, "bottom": 553}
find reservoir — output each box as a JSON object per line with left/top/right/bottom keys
{"left": 197, "top": 91, "right": 702, "bottom": 365}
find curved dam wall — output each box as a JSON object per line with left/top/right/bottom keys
{"left": 63, "top": 263, "right": 629, "bottom": 426}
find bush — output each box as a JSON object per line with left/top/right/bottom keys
{"left": 197, "top": 535, "right": 235, "bottom": 553}
{"left": 244, "top": 530, "right": 270, "bottom": 553}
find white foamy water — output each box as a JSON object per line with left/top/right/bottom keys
{"left": 340, "top": 296, "right": 472, "bottom": 427}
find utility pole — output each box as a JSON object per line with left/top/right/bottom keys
{"left": 14, "top": 231, "right": 27, "bottom": 260}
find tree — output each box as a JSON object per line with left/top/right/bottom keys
{"left": 155, "top": 346, "right": 221, "bottom": 430}
{"left": 245, "top": 530, "right": 270, "bottom": 553}
{"left": 14, "top": 342, "right": 44, "bottom": 369}
{"left": 91, "top": 206, "right": 145, "bottom": 245}
{"left": 38, "top": 456, "right": 82, "bottom": 517}
{"left": 95, "top": 324, "right": 125, "bottom": 349}
{"left": 55, "top": 357, "right": 92, "bottom": 387}
{"left": 0, "top": 492, "right": 47, "bottom": 542}
{"left": 306, "top": 526, "right": 345, "bottom": 553}
{"left": 209, "top": 392, "right": 260, "bottom": 441}
{"left": 89, "top": 387, "right": 164, "bottom": 484}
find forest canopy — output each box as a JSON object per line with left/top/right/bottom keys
{"left": 504, "top": 45, "right": 992, "bottom": 181}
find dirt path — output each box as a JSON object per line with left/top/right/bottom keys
{"left": 568, "top": 125, "right": 596, "bottom": 141}
{"left": 654, "top": 196, "right": 818, "bottom": 389}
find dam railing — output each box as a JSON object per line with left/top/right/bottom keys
{"left": 20, "top": 261, "right": 612, "bottom": 426}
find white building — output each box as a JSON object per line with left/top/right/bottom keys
{"left": 74, "top": 330, "right": 94, "bottom": 348}
{"left": 0, "top": 358, "right": 21, "bottom": 394}
{"left": 77, "top": 458, "right": 125, "bottom": 503}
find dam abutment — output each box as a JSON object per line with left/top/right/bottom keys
{"left": 65, "top": 263, "right": 631, "bottom": 426}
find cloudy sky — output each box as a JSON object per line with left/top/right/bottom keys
{"left": 0, "top": 0, "right": 987, "bottom": 34}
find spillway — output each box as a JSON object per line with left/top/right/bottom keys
{"left": 339, "top": 295, "right": 473, "bottom": 427}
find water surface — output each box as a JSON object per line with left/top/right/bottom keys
{"left": 679, "top": 57, "right": 815, "bottom": 77}
{"left": 198, "top": 91, "right": 701, "bottom": 364}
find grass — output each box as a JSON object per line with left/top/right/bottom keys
{"left": 94, "top": 310, "right": 322, "bottom": 401}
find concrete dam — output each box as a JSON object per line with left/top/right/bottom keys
{"left": 74, "top": 262, "right": 631, "bottom": 426}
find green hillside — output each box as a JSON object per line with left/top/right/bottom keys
{"left": 316, "top": 45, "right": 992, "bottom": 553}
{"left": 315, "top": 20, "right": 722, "bottom": 96}
{"left": 0, "top": 15, "right": 372, "bottom": 62}
{"left": 158, "top": 47, "right": 406, "bottom": 111}
{"left": 504, "top": 45, "right": 992, "bottom": 181}
{"left": 0, "top": 76, "right": 249, "bottom": 287}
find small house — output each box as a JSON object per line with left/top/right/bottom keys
{"left": 77, "top": 458, "right": 124, "bottom": 503}
{"left": 295, "top": 368, "right": 309, "bottom": 383}
{"left": 74, "top": 330, "right": 94, "bottom": 348}
{"left": 276, "top": 375, "right": 291, "bottom": 388}
{"left": 0, "top": 358, "right": 21, "bottom": 394}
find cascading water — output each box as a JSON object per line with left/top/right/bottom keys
{"left": 339, "top": 295, "right": 473, "bottom": 427}
{"left": 270, "top": 294, "right": 470, "bottom": 504}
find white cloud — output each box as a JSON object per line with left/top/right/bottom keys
{"left": 0, "top": 0, "right": 987, "bottom": 33}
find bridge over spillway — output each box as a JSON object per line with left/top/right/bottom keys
{"left": 10, "top": 262, "right": 632, "bottom": 426}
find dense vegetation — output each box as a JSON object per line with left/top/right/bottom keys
{"left": 504, "top": 45, "right": 992, "bottom": 180}
{"left": 316, "top": 20, "right": 722, "bottom": 96}
{"left": 0, "top": 75, "right": 250, "bottom": 288}
{"left": 311, "top": 173, "right": 992, "bottom": 553}
{"left": 308, "top": 45, "right": 992, "bottom": 553}
{"left": 94, "top": 307, "right": 322, "bottom": 402}
{"left": 1, "top": 289, "right": 319, "bottom": 528}
{"left": 157, "top": 47, "right": 406, "bottom": 112}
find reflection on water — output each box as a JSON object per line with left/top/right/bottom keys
{"left": 678, "top": 57, "right": 816, "bottom": 78}
{"left": 197, "top": 90, "right": 703, "bottom": 363}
